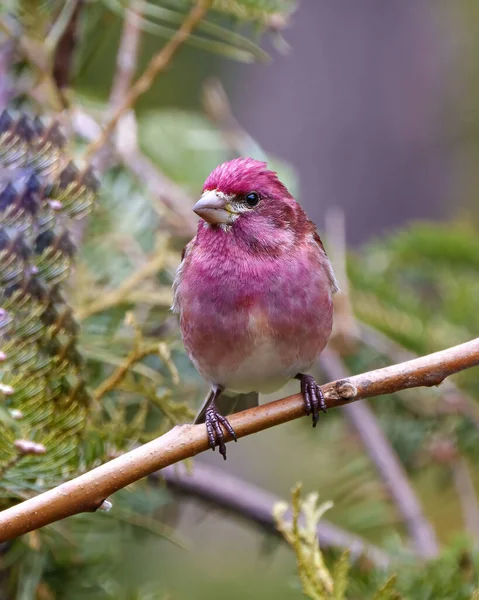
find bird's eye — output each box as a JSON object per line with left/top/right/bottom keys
{"left": 245, "top": 191, "right": 260, "bottom": 207}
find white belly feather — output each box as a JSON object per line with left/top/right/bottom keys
{"left": 222, "top": 337, "right": 311, "bottom": 394}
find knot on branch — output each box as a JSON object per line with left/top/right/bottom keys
{"left": 324, "top": 379, "right": 357, "bottom": 403}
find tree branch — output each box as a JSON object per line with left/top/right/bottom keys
{"left": 52, "top": 0, "right": 85, "bottom": 92}
{"left": 319, "top": 348, "right": 439, "bottom": 559}
{"left": 452, "top": 456, "right": 479, "bottom": 548}
{"left": 89, "top": 0, "right": 145, "bottom": 175}
{"left": 360, "top": 323, "right": 479, "bottom": 430}
{"left": 159, "top": 462, "right": 391, "bottom": 569}
{"left": 109, "top": 0, "right": 144, "bottom": 113}
{"left": 115, "top": 113, "right": 198, "bottom": 236}
{"left": 0, "top": 338, "right": 477, "bottom": 542}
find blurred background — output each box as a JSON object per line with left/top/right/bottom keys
{"left": 0, "top": 1, "right": 479, "bottom": 598}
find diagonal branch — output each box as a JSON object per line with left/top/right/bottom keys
{"left": 0, "top": 337, "right": 478, "bottom": 542}
{"left": 90, "top": 0, "right": 145, "bottom": 175}
{"left": 360, "top": 323, "right": 479, "bottom": 430}
{"left": 319, "top": 348, "right": 439, "bottom": 559}
{"left": 159, "top": 462, "right": 391, "bottom": 568}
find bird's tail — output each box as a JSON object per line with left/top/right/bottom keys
{"left": 194, "top": 391, "right": 259, "bottom": 424}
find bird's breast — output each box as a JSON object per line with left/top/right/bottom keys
{"left": 177, "top": 246, "right": 334, "bottom": 393}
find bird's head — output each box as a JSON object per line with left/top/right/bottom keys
{"left": 194, "top": 158, "right": 306, "bottom": 246}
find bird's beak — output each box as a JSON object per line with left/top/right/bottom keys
{"left": 193, "top": 190, "right": 233, "bottom": 225}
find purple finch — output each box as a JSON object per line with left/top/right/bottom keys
{"left": 173, "top": 158, "right": 338, "bottom": 459}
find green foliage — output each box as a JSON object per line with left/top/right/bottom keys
{"left": 0, "top": 111, "right": 97, "bottom": 500}
{"left": 348, "top": 223, "right": 479, "bottom": 363}
{"left": 346, "top": 222, "right": 479, "bottom": 477}
{"left": 103, "top": 0, "right": 273, "bottom": 63}
{"left": 275, "top": 485, "right": 479, "bottom": 600}
{"left": 274, "top": 484, "right": 338, "bottom": 599}
{"left": 0, "top": 120, "right": 191, "bottom": 593}
{"left": 6, "top": 0, "right": 297, "bottom": 65}
{"left": 138, "top": 108, "right": 298, "bottom": 195}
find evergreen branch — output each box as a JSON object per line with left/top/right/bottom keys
{"left": 76, "top": 244, "right": 169, "bottom": 320}
{"left": 83, "top": 0, "right": 213, "bottom": 162}
{"left": 0, "top": 14, "right": 68, "bottom": 110}
{"left": 274, "top": 483, "right": 335, "bottom": 598}
{"left": 159, "top": 462, "right": 391, "bottom": 568}
{"left": 0, "top": 337, "right": 478, "bottom": 542}
{"left": 94, "top": 343, "right": 161, "bottom": 401}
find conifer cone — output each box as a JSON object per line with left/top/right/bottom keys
{"left": 0, "top": 111, "right": 98, "bottom": 497}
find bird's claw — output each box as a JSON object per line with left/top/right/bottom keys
{"left": 205, "top": 403, "right": 237, "bottom": 460}
{"left": 297, "top": 374, "right": 326, "bottom": 427}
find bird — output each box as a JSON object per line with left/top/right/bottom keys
{"left": 172, "top": 157, "right": 338, "bottom": 459}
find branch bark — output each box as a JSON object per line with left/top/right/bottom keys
{"left": 159, "top": 462, "right": 391, "bottom": 568}
{"left": 0, "top": 337, "right": 477, "bottom": 542}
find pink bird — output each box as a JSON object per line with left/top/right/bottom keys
{"left": 172, "top": 158, "right": 338, "bottom": 459}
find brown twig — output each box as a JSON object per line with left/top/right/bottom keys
{"left": 202, "top": 77, "right": 260, "bottom": 157}
{"left": 159, "top": 462, "right": 391, "bottom": 568}
{"left": 0, "top": 337, "right": 478, "bottom": 542}
{"left": 76, "top": 246, "right": 170, "bottom": 320}
{"left": 320, "top": 348, "right": 439, "bottom": 559}
{"left": 107, "top": 0, "right": 198, "bottom": 235}
{"left": 94, "top": 344, "right": 161, "bottom": 401}
{"left": 88, "top": 0, "right": 145, "bottom": 175}
{"left": 52, "top": 0, "right": 85, "bottom": 91}
{"left": 324, "top": 206, "right": 359, "bottom": 352}
{"left": 452, "top": 457, "right": 479, "bottom": 548}
{"left": 120, "top": 147, "right": 198, "bottom": 236}
{"left": 72, "top": 107, "right": 198, "bottom": 236}
{"left": 84, "top": 0, "right": 213, "bottom": 163}
{"left": 109, "top": 0, "right": 144, "bottom": 113}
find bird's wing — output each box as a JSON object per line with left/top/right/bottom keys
{"left": 171, "top": 238, "right": 196, "bottom": 314}
{"left": 194, "top": 391, "right": 259, "bottom": 424}
{"left": 313, "top": 231, "right": 339, "bottom": 294}
{"left": 180, "top": 238, "right": 195, "bottom": 262}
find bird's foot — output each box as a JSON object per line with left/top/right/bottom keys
{"left": 205, "top": 402, "right": 237, "bottom": 460}
{"left": 295, "top": 373, "right": 327, "bottom": 427}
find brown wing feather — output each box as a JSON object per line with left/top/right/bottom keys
{"left": 313, "top": 231, "right": 339, "bottom": 294}
{"left": 172, "top": 238, "right": 195, "bottom": 314}
{"left": 181, "top": 238, "right": 195, "bottom": 262}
